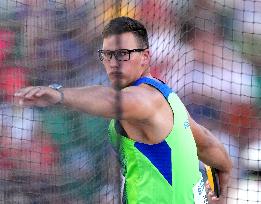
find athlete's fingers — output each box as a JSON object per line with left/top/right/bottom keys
{"left": 205, "top": 181, "right": 210, "bottom": 190}
{"left": 35, "top": 88, "right": 49, "bottom": 97}
{"left": 18, "top": 98, "right": 36, "bottom": 107}
{"left": 209, "top": 192, "right": 219, "bottom": 199}
{"left": 15, "top": 86, "right": 35, "bottom": 97}
{"left": 208, "top": 191, "right": 214, "bottom": 197}
{"left": 24, "top": 87, "right": 42, "bottom": 99}
{"left": 211, "top": 196, "right": 219, "bottom": 201}
{"left": 208, "top": 191, "right": 221, "bottom": 203}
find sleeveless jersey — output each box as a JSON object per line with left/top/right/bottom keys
{"left": 108, "top": 77, "right": 207, "bottom": 204}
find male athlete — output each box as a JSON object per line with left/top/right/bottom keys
{"left": 15, "top": 17, "right": 232, "bottom": 203}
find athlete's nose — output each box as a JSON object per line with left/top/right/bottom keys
{"left": 109, "top": 54, "right": 120, "bottom": 67}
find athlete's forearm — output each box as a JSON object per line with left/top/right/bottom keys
{"left": 62, "top": 86, "right": 119, "bottom": 118}
{"left": 197, "top": 126, "right": 232, "bottom": 173}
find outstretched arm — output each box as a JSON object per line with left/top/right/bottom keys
{"left": 14, "top": 85, "right": 159, "bottom": 120}
{"left": 189, "top": 116, "right": 232, "bottom": 203}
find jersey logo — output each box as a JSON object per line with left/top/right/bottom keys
{"left": 184, "top": 120, "right": 190, "bottom": 129}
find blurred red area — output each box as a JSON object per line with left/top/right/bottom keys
{"left": 0, "top": 134, "right": 58, "bottom": 173}
{"left": 0, "top": 67, "right": 27, "bottom": 101}
{"left": 0, "top": 30, "right": 15, "bottom": 63}
{"left": 0, "top": 29, "right": 27, "bottom": 102}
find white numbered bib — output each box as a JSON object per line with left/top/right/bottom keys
{"left": 193, "top": 177, "right": 208, "bottom": 204}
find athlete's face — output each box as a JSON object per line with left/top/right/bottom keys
{"left": 101, "top": 32, "right": 150, "bottom": 88}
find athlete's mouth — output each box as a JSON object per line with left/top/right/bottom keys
{"left": 109, "top": 72, "right": 123, "bottom": 78}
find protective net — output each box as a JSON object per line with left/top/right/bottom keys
{"left": 0, "top": 0, "right": 260, "bottom": 203}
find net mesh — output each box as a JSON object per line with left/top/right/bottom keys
{"left": 0, "top": 0, "right": 260, "bottom": 203}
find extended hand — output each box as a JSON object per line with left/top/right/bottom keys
{"left": 14, "top": 86, "right": 63, "bottom": 107}
{"left": 206, "top": 170, "right": 231, "bottom": 204}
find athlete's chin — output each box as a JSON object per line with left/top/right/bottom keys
{"left": 110, "top": 78, "right": 129, "bottom": 89}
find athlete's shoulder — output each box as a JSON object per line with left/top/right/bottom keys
{"left": 122, "top": 83, "right": 162, "bottom": 100}
{"left": 117, "top": 82, "right": 166, "bottom": 121}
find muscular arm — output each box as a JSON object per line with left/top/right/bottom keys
{"left": 15, "top": 85, "right": 159, "bottom": 121}
{"left": 189, "top": 117, "right": 232, "bottom": 171}
{"left": 62, "top": 85, "right": 158, "bottom": 120}
{"left": 189, "top": 116, "right": 232, "bottom": 201}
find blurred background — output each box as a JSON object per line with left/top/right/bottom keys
{"left": 0, "top": 0, "right": 260, "bottom": 203}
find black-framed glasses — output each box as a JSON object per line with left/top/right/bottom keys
{"left": 98, "top": 48, "right": 148, "bottom": 61}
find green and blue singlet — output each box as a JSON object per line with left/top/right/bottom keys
{"left": 108, "top": 77, "right": 208, "bottom": 204}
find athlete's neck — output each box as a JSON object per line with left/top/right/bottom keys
{"left": 140, "top": 68, "right": 152, "bottom": 78}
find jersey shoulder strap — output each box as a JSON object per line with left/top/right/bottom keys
{"left": 132, "top": 77, "right": 173, "bottom": 99}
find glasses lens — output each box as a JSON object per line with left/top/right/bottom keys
{"left": 99, "top": 50, "right": 113, "bottom": 61}
{"left": 115, "top": 50, "right": 130, "bottom": 61}
{"left": 98, "top": 51, "right": 104, "bottom": 61}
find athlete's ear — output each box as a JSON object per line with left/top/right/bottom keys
{"left": 141, "top": 49, "right": 150, "bottom": 67}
